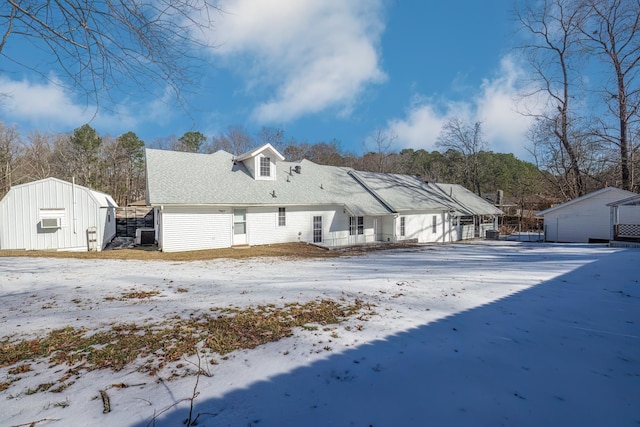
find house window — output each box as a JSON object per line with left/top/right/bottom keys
{"left": 349, "top": 216, "right": 364, "bottom": 235}
{"left": 432, "top": 215, "right": 437, "bottom": 233}
{"left": 400, "top": 217, "right": 405, "bottom": 237}
{"left": 260, "top": 157, "right": 271, "bottom": 177}
{"left": 278, "top": 207, "right": 286, "bottom": 226}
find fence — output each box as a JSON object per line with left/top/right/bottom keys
{"left": 116, "top": 207, "right": 154, "bottom": 238}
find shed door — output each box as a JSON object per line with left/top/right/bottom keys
{"left": 233, "top": 209, "right": 247, "bottom": 245}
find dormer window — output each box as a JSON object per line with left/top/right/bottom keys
{"left": 235, "top": 143, "right": 285, "bottom": 181}
{"left": 260, "top": 157, "right": 271, "bottom": 177}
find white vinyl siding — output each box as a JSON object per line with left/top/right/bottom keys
{"left": 160, "top": 206, "right": 232, "bottom": 252}
{"left": 243, "top": 205, "right": 383, "bottom": 247}
{"left": 397, "top": 211, "right": 450, "bottom": 243}
{"left": 541, "top": 188, "right": 635, "bottom": 243}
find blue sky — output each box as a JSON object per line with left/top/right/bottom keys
{"left": 0, "top": 1, "right": 541, "bottom": 160}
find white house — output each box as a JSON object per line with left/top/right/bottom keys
{"left": 0, "top": 178, "right": 118, "bottom": 251}
{"left": 536, "top": 187, "right": 636, "bottom": 243}
{"left": 145, "top": 144, "right": 502, "bottom": 252}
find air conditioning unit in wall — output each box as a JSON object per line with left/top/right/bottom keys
{"left": 41, "top": 217, "right": 61, "bottom": 229}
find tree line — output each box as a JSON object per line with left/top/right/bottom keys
{"left": 1, "top": 120, "right": 545, "bottom": 209}
{"left": 2, "top": 1, "right": 639, "bottom": 206}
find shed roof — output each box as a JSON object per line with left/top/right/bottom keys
{"left": 4, "top": 177, "right": 117, "bottom": 208}
{"left": 536, "top": 187, "right": 636, "bottom": 216}
{"left": 607, "top": 193, "right": 640, "bottom": 207}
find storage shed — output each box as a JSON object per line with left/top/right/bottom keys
{"left": 0, "top": 178, "right": 118, "bottom": 251}
{"left": 536, "top": 187, "right": 636, "bottom": 243}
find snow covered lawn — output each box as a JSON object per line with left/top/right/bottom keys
{"left": 1, "top": 243, "right": 638, "bottom": 426}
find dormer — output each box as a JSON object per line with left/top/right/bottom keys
{"left": 235, "top": 143, "right": 285, "bottom": 181}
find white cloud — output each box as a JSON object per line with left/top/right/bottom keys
{"left": 385, "top": 56, "right": 541, "bottom": 160}
{"left": 475, "top": 57, "right": 536, "bottom": 156}
{"left": 209, "top": 0, "right": 386, "bottom": 123}
{"left": 0, "top": 77, "right": 142, "bottom": 135}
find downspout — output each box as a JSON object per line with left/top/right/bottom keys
{"left": 158, "top": 205, "right": 164, "bottom": 251}
{"left": 72, "top": 176, "right": 77, "bottom": 234}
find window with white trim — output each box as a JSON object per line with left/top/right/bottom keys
{"left": 260, "top": 157, "right": 271, "bottom": 177}
{"left": 400, "top": 217, "right": 405, "bottom": 237}
{"left": 349, "top": 216, "right": 364, "bottom": 235}
{"left": 278, "top": 207, "right": 286, "bottom": 226}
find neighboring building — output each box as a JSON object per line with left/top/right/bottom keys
{"left": 0, "top": 178, "right": 118, "bottom": 251}
{"left": 145, "top": 144, "right": 502, "bottom": 252}
{"left": 536, "top": 187, "right": 636, "bottom": 243}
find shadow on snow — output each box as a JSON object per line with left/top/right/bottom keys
{"left": 134, "top": 248, "right": 640, "bottom": 427}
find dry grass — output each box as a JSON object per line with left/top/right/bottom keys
{"left": 0, "top": 241, "right": 419, "bottom": 262}
{"left": 0, "top": 299, "right": 373, "bottom": 392}
{"left": 0, "top": 242, "right": 341, "bottom": 261}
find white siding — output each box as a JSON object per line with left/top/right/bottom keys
{"left": 0, "top": 178, "right": 116, "bottom": 251}
{"left": 158, "top": 205, "right": 391, "bottom": 250}
{"left": 160, "top": 206, "right": 232, "bottom": 252}
{"left": 246, "top": 205, "right": 375, "bottom": 247}
{"left": 246, "top": 206, "right": 312, "bottom": 246}
{"left": 396, "top": 211, "right": 450, "bottom": 243}
{"left": 543, "top": 189, "right": 635, "bottom": 243}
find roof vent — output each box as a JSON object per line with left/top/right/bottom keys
{"left": 294, "top": 165, "right": 301, "bottom": 174}
{"left": 271, "top": 190, "right": 277, "bottom": 198}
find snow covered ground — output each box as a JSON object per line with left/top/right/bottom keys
{"left": 1, "top": 242, "right": 638, "bottom": 426}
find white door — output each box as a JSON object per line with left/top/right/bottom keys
{"left": 313, "top": 215, "right": 322, "bottom": 243}
{"left": 233, "top": 209, "right": 247, "bottom": 245}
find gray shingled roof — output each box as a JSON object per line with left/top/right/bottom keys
{"left": 145, "top": 148, "right": 503, "bottom": 217}
{"left": 427, "top": 183, "right": 503, "bottom": 216}
{"left": 349, "top": 171, "right": 460, "bottom": 212}
{"left": 351, "top": 171, "right": 502, "bottom": 216}
{"left": 145, "top": 148, "right": 392, "bottom": 215}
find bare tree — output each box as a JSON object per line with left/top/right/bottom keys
{"left": 0, "top": 121, "right": 22, "bottom": 197}
{"left": 210, "top": 125, "right": 253, "bottom": 155}
{"left": 436, "top": 117, "right": 487, "bottom": 195}
{"left": 0, "top": 1, "right": 220, "bottom": 106}
{"left": 516, "top": 0, "right": 588, "bottom": 197}
{"left": 256, "top": 126, "right": 285, "bottom": 153}
{"left": 578, "top": 0, "right": 640, "bottom": 191}
{"left": 19, "top": 131, "right": 56, "bottom": 182}
{"left": 362, "top": 128, "right": 397, "bottom": 173}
